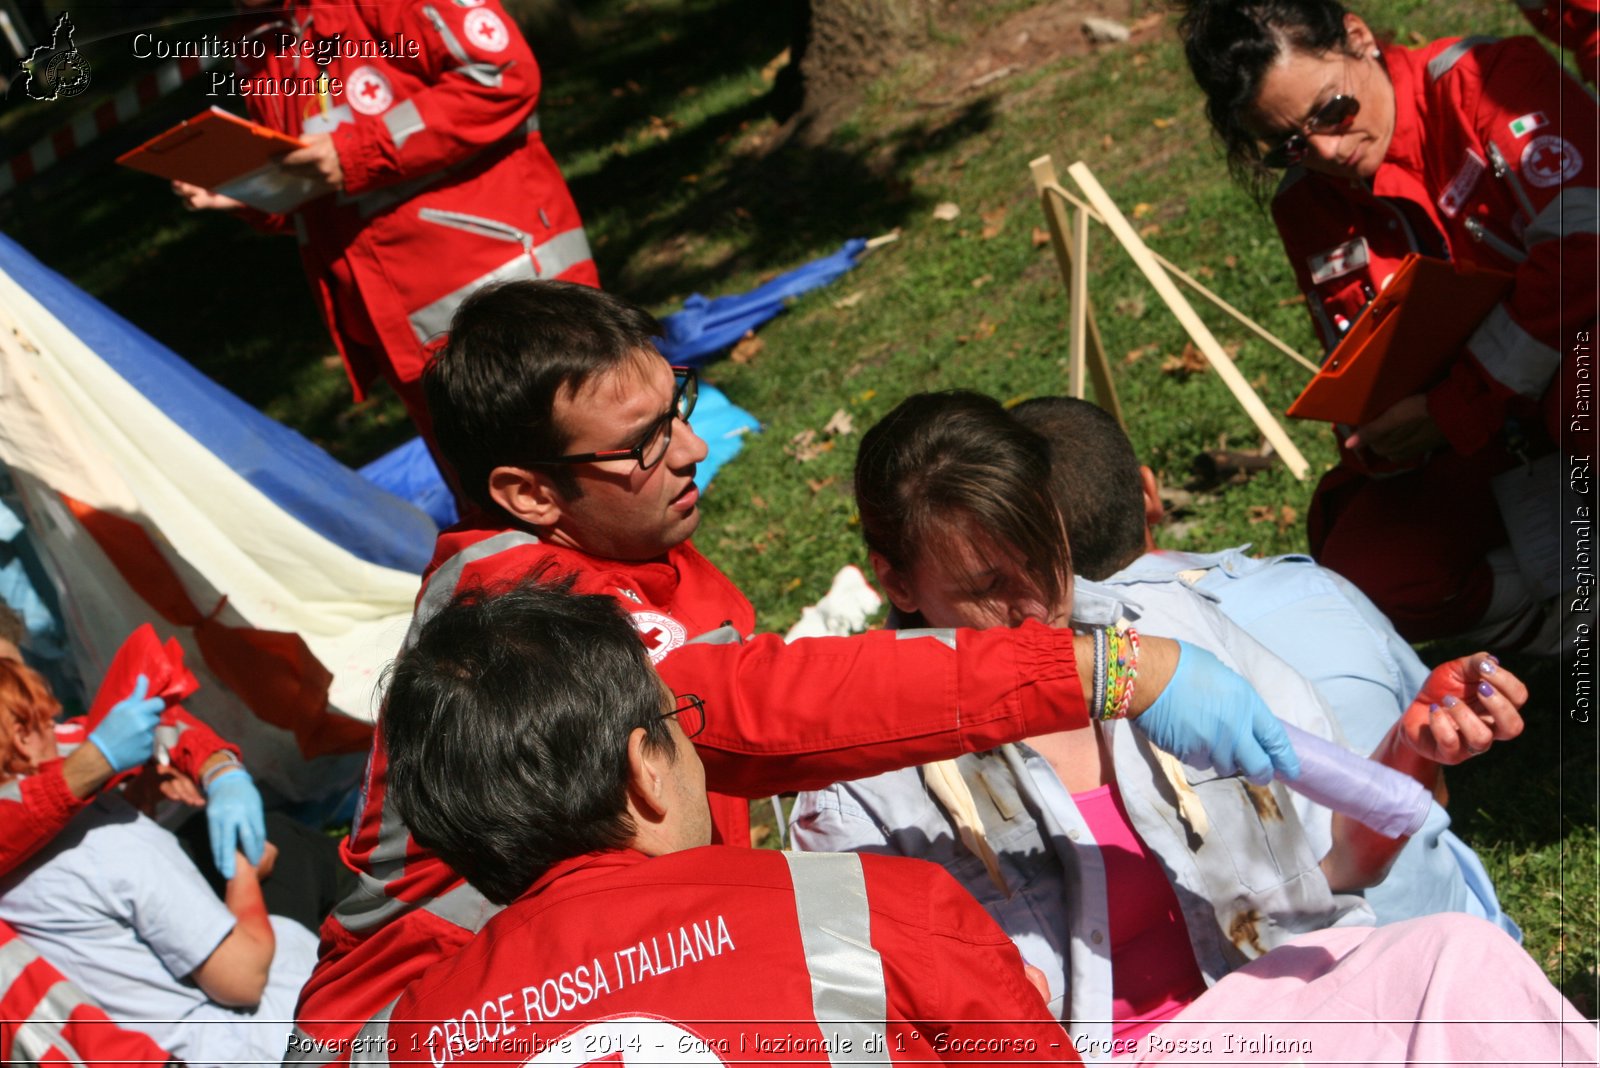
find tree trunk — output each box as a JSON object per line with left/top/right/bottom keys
{"left": 787, "top": 0, "right": 935, "bottom": 134}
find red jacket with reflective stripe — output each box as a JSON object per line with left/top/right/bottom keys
{"left": 1271, "top": 37, "right": 1597, "bottom": 455}
{"left": 362, "top": 848, "right": 1077, "bottom": 1067}
{"left": 235, "top": 0, "right": 597, "bottom": 396}
{"left": 294, "top": 523, "right": 1090, "bottom": 1049}
{"left": 0, "top": 920, "right": 174, "bottom": 1066}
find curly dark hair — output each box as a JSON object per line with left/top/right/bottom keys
{"left": 1176, "top": 0, "right": 1353, "bottom": 199}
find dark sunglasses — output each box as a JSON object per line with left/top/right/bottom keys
{"left": 533, "top": 366, "right": 698, "bottom": 471}
{"left": 1261, "top": 94, "right": 1360, "bottom": 169}
{"left": 661, "top": 693, "right": 706, "bottom": 738}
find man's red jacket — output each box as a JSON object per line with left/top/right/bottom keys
{"left": 292, "top": 523, "right": 1091, "bottom": 1055}
{"left": 333, "top": 847, "right": 1078, "bottom": 1067}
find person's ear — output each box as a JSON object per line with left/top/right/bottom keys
{"left": 1343, "top": 13, "right": 1377, "bottom": 57}
{"left": 1139, "top": 466, "right": 1164, "bottom": 530}
{"left": 625, "top": 726, "right": 670, "bottom": 823}
{"left": 869, "top": 551, "right": 919, "bottom": 616}
{"left": 488, "top": 465, "right": 566, "bottom": 529}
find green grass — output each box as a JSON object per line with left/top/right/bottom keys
{"left": 3, "top": 0, "right": 1591, "bottom": 1004}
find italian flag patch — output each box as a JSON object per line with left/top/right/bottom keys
{"left": 1509, "top": 111, "right": 1549, "bottom": 137}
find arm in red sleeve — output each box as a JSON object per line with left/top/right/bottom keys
{"left": 164, "top": 705, "right": 242, "bottom": 783}
{"left": 0, "top": 760, "right": 88, "bottom": 878}
{"left": 662, "top": 619, "right": 1089, "bottom": 798}
{"left": 1430, "top": 38, "right": 1600, "bottom": 454}
{"left": 333, "top": 0, "right": 540, "bottom": 193}
{"left": 869, "top": 856, "right": 1078, "bottom": 1063}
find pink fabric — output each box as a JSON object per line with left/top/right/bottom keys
{"left": 1137, "top": 915, "right": 1596, "bottom": 1065}
{"left": 1073, "top": 785, "right": 1207, "bottom": 1042}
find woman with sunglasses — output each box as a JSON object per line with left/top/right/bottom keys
{"left": 1178, "top": 0, "right": 1596, "bottom": 649}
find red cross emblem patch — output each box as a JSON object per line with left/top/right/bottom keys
{"left": 463, "top": 9, "right": 510, "bottom": 53}
{"left": 1521, "top": 134, "right": 1582, "bottom": 189}
{"left": 345, "top": 65, "right": 394, "bottom": 115}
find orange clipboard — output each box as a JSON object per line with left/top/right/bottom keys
{"left": 1286, "top": 254, "right": 1515, "bottom": 425}
{"left": 116, "top": 107, "right": 320, "bottom": 213}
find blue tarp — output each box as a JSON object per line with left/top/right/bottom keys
{"left": 656, "top": 239, "right": 867, "bottom": 366}
{"left": 0, "top": 234, "right": 438, "bottom": 575}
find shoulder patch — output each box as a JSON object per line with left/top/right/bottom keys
{"left": 1521, "top": 134, "right": 1583, "bottom": 188}
{"left": 462, "top": 8, "right": 510, "bottom": 53}
{"left": 1437, "top": 148, "right": 1486, "bottom": 218}
{"left": 345, "top": 65, "right": 394, "bottom": 115}
{"left": 631, "top": 610, "right": 687, "bottom": 663}
{"left": 1508, "top": 111, "right": 1548, "bottom": 138}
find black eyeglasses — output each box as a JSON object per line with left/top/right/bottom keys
{"left": 661, "top": 693, "right": 706, "bottom": 738}
{"left": 535, "top": 366, "right": 698, "bottom": 471}
{"left": 1261, "top": 94, "right": 1360, "bottom": 169}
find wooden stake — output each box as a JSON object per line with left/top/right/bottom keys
{"left": 1029, "top": 156, "right": 1125, "bottom": 427}
{"left": 1066, "top": 161, "right": 1311, "bottom": 480}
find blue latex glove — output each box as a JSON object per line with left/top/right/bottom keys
{"left": 205, "top": 767, "right": 266, "bottom": 879}
{"left": 1132, "top": 642, "right": 1302, "bottom": 784}
{"left": 86, "top": 675, "right": 165, "bottom": 773}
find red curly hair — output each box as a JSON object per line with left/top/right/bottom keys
{"left": 0, "top": 659, "right": 60, "bottom": 781}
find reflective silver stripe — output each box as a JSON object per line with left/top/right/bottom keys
{"left": 1468, "top": 304, "right": 1562, "bottom": 396}
{"left": 453, "top": 61, "right": 506, "bottom": 88}
{"left": 0, "top": 779, "right": 20, "bottom": 803}
{"left": 423, "top": 4, "right": 471, "bottom": 64}
{"left": 407, "top": 227, "right": 595, "bottom": 344}
{"left": 332, "top": 531, "right": 540, "bottom": 934}
{"left": 896, "top": 627, "right": 956, "bottom": 650}
{"left": 284, "top": 1025, "right": 338, "bottom": 1065}
{"left": 349, "top": 1000, "right": 398, "bottom": 1066}
{"left": 1427, "top": 36, "right": 1498, "bottom": 82}
{"left": 12, "top": 981, "right": 89, "bottom": 1067}
{"left": 384, "top": 99, "right": 426, "bottom": 151}
{"left": 1527, "top": 187, "right": 1600, "bottom": 246}
{"left": 784, "top": 852, "right": 890, "bottom": 1065}
{"left": 685, "top": 624, "right": 743, "bottom": 647}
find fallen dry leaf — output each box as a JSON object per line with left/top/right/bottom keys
{"left": 1160, "top": 341, "right": 1210, "bottom": 378}
{"left": 1276, "top": 293, "right": 1307, "bottom": 307}
{"left": 1223, "top": 254, "right": 1238, "bottom": 268}
{"left": 823, "top": 409, "right": 854, "bottom": 436}
{"left": 783, "top": 577, "right": 804, "bottom": 593}
{"left": 1130, "top": 12, "right": 1165, "bottom": 32}
{"left": 730, "top": 332, "right": 764, "bottom": 365}
{"left": 1032, "top": 226, "right": 1052, "bottom": 248}
{"left": 973, "top": 319, "right": 998, "bottom": 341}
{"left": 932, "top": 202, "right": 961, "bottom": 222}
{"left": 749, "top": 495, "right": 768, "bottom": 511}
{"left": 1124, "top": 343, "right": 1158, "bottom": 365}
{"left": 981, "top": 206, "right": 1008, "bottom": 239}
{"left": 1193, "top": 264, "right": 1214, "bottom": 279}
{"left": 1138, "top": 223, "right": 1162, "bottom": 239}
{"left": 1247, "top": 504, "right": 1275, "bottom": 525}
{"left": 1152, "top": 117, "right": 1174, "bottom": 129}
{"left": 971, "top": 274, "right": 993, "bottom": 289}
{"left": 833, "top": 291, "right": 865, "bottom": 310}
{"left": 1114, "top": 295, "right": 1147, "bottom": 318}
{"left": 1101, "top": 133, "right": 1115, "bottom": 150}
{"left": 1131, "top": 202, "right": 1154, "bottom": 219}
{"left": 760, "top": 47, "right": 791, "bottom": 82}
{"left": 806, "top": 476, "right": 837, "bottom": 494}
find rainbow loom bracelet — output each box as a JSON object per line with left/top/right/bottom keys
{"left": 1100, "top": 626, "right": 1140, "bottom": 721}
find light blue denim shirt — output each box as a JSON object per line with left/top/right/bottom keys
{"left": 792, "top": 583, "right": 1373, "bottom": 1063}
{"left": 1104, "top": 547, "right": 1517, "bottom": 938}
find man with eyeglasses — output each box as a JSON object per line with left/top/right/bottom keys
{"left": 344, "top": 576, "right": 1075, "bottom": 1064}
{"left": 288, "top": 280, "right": 1301, "bottom": 1056}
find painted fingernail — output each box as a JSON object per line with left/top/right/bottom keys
{"left": 1486, "top": 654, "right": 1500, "bottom": 665}
{"left": 1479, "top": 658, "right": 1497, "bottom": 674}
{"left": 1428, "top": 703, "right": 1440, "bottom": 715}
{"left": 1443, "top": 695, "right": 1460, "bottom": 708}
{"left": 1478, "top": 681, "right": 1495, "bottom": 698}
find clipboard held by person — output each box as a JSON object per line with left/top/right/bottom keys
{"left": 1286, "top": 254, "right": 1515, "bottom": 425}
{"left": 116, "top": 107, "right": 320, "bottom": 214}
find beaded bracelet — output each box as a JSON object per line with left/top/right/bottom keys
{"left": 1099, "top": 625, "right": 1140, "bottom": 721}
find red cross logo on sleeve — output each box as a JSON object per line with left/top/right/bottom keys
{"left": 344, "top": 64, "right": 393, "bottom": 115}
{"left": 629, "top": 611, "right": 687, "bottom": 663}
{"left": 1521, "top": 134, "right": 1583, "bottom": 188}
{"left": 462, "top": 9, "right": 510, "bottom": 53}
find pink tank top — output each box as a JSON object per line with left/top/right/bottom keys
{"left": 1071, "top": 784, "right": 1208, "bottom": 1043}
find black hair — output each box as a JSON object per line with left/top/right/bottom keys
{"left": 1176, "top": 0, "right": 1353, "bottom": 197}
{"left": 1010, "top": 397, "right": 1148, "bottom": 581}
{"left": 423, "top": 281, "right": 665, "bottom": 514}
{"left": 855, "top": 390, "right": 1071, "bottom": 616}
{"left": 381, "top": 573, "right": 674, "bottom": 904}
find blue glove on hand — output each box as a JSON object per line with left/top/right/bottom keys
{"left": 205, "top": 767, "right": 266, "bottom": 879}
{"left": 86, "top": 675, "right": 165, "bottom": 773}
{"left": 1132, "top": 641, "right": 1301, "bottom": 784}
